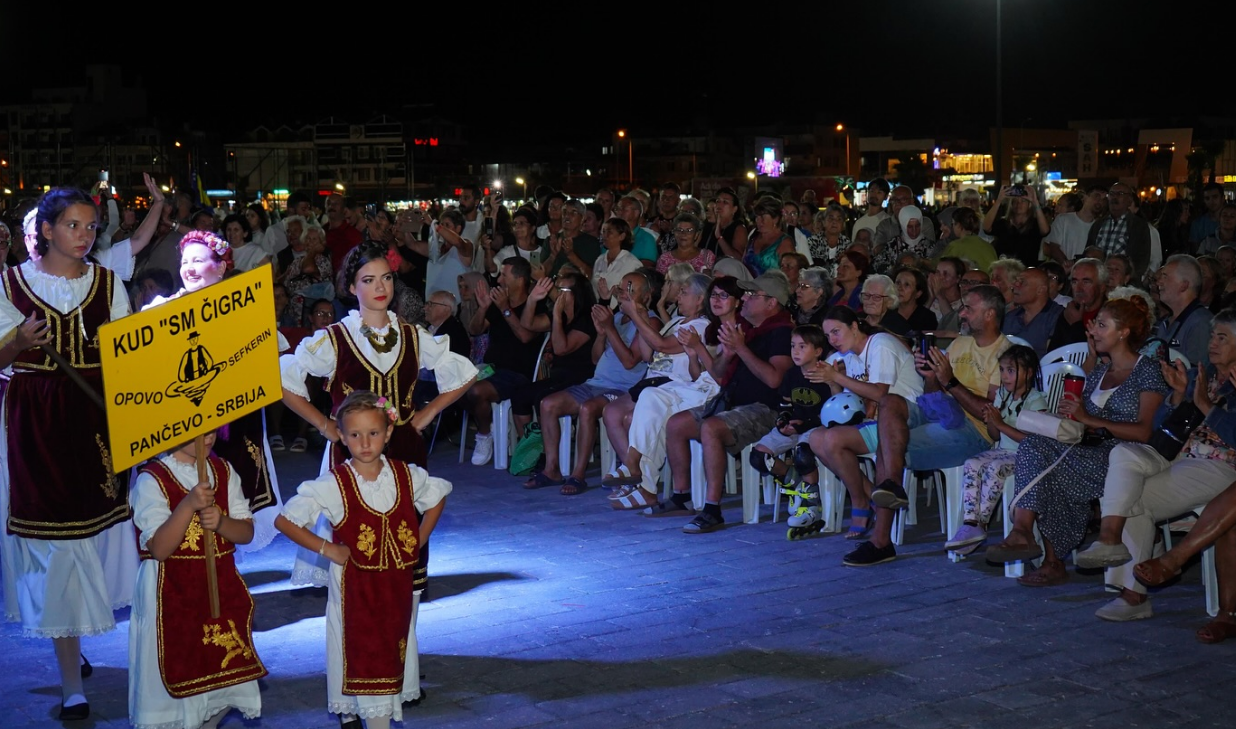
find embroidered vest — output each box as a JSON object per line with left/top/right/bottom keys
{"left": 135, "top": 457, "right": 267, "bottom": 697}
{"left": 324, "top": 322, "right": 426, "bottom": 468}
{"left": 329, "top": 460, "right": 420, "bottom": 695}
{"left": 3, "top": 265, "right": 127, "bottom": 538}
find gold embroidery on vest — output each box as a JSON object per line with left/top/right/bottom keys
{"left": 182, "top": 515, "right": 204, "bottom": 552}
{"left": 398, "top": 638, "right": 407, "bottom": 663}
{"left": 396, "top": 520, "right": 418, "bottom": 556}
{"left": 356, "top": 523, "right": 377, "bottom": 559}
{"left": 341, "top": 381, "right": 354, "bottom": 398}
{"left": 202, "top": 619, "right": 256, "bottom": 669}
{"left": 95, "top": 434, "right": 119, "bottom": 499}
{"left": 306, "top": 335, "right": 327, "bottom": 354}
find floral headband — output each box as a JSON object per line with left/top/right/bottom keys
{"left": 374, "top": 396, "right": 398, "bottom": 423}
{"left": 179, "top": 230, "right": 235, "bottom": 272}
{"left": 384, "top": 248, "right": 402, "bottom": 274}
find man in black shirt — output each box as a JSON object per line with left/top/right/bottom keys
{"left": 462, "top": 256, "right": 549, "bottom": 465}
{"left": 663, "top": 273, "right": 795, "bottom": 533}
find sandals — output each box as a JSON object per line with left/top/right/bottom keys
{"left": 611, "top": 487, "right": 658, "bottom": 511}
{"left": 601, "top": 470, "right": 642, "bottom": 489}
{"left": 560, "top": 477, "right": 587, "bottom": 496}
{"left": 523, "top": 471, "right": 565, "bottom": 490}
{"left": 986, "top": 531, "right": 1044, "bottom": 563}
{"left": 1016, "top": 563, "right": 1069, "bottom": 587}
{"left": 845, "top": 507, "right": 874, "bottom": 540}
{"left": 269, "top": 435, "right": 286, "bottom": 452}
{"left": 644, "top": 500, "right": 695, "bottom": 517}
{"left": 1197, "top": 618, "right": 1236, "bottom": 644}
{"left": 289, "top": 437, "right": 308, "bottom": 453}
{"left": 1133, "top": 557, "right": 1182, "bottom": 588}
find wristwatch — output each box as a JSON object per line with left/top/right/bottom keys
{"left": 944, "top": 377, "right": 961, "bottom": 390}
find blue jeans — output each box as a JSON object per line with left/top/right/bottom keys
{"left": 906, "top": 415, "right": 992, "bottom": 471}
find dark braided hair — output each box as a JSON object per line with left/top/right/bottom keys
{"left": 998, "top": 344, "right": 1041, "bottom": 417}
{"left": 35, "top": 188, "right": 97, "bottom": 257}
{"left": 343, "top": 241, "right": 392, "bottom": 288}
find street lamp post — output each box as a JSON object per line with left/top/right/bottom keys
{"left": 836, "top": 123, "right": 850, "bottom": 177}
{"left": 618, "top": 130, "right": 632, "bottom": 185}
{"left": 515, "top": 176, "right": 526, "bottom": 201}
{"left": 747, "top": 170, "right": 758, "bottom": 194}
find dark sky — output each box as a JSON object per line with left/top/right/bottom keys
{"left": 2, "top": 1, "right": 1228, "bottom": 148}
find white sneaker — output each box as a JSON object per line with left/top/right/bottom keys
{"left": 471, "top": 433, "right": 494, "bottom": 466}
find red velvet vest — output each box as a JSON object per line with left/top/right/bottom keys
{"left": 135, "top": 456, "right": 267, "bottom": 697}
{"left": 325, "top": 322, "right": 426, "bottom": 468}
{"left": 3, "top": 265, "right": 128, "bottom": 538}
{"left": 329, "top": 460, "right": 420, "bottom": 696}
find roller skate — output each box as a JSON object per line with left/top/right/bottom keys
{"left": 782, "top": 481, "right": 826, "bottom": 540}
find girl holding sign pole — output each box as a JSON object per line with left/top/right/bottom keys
{"left": 142, "top": 230, "right": 286, "bottom": 553}
{"left": 276, "top": 390, "right": 451, "bottom": 729}
{"left": 0, "top": 188, "right": 132, "bottom": 720}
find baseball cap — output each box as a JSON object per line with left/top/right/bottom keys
{"left": 738, "top": 273, "right": 790, "bottom": 306}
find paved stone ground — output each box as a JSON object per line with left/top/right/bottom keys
{"left": 3, "top": 435, "right": 1233, "bottom": 728}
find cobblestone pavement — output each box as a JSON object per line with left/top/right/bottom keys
{"left": 3, "top": 437, "right": 1232, "bottom": 728}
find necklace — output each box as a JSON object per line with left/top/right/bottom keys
{"left": 359, "top": 322, "right": 399, "bottom": 353}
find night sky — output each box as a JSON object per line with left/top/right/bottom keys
{"left": 2, "top": 1, "right": 1228, "bottom": 149}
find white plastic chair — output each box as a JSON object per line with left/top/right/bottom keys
{"left": 687, "top": 441, "right": 764, "bottom": 524}
{"left": 456, "top": 334, "right": 551, "bottom": 468}
{"left": 1160, "top": 505, "right": 1219, "bottom": 617}
{"left": 1041, "top": 342, "right": 1089, "bottom": 367}
{"left": 1039, "top": 360, "right": 1086, "bottom": 414}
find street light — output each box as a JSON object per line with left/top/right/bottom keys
{"left": 618, "top": 130, "right": 632, "bottom": 185}
{"left": 836, "top": 123, "right": 851, "bottom": 177}
{"left": 335, "top": 182, "right": 345, "bottom": 191}
{"left": 747, "top": 170, "right": 758, "bottom": 193}
{"left": 515, "top": 177, "right": 526, "bottom": 199}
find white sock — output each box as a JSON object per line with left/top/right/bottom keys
{"left": 365, "top": 716, "right": 391, "bottom": 729}
{"left": 201, "top": 709, "right": 226, "bottom": 729}
{"left": 54, "top": 637, "right": 84, "bottom": 703}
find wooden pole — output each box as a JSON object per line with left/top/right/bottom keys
{"left": 196, "top": 435, "right": 220, "bottom": 619}
{"left": 40, "top": 345, "right": 105, "bottom": 410}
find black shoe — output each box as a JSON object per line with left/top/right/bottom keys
{"left": 59, "top": 701, "right": 89, "bottom": 721}
{"left": 843, "top": 540, "right": 897, "bottom": 567}
{"left": 408, "top": 688, "right": 427, "bottom": 706}
{"left": 870, "top": 479, "right": 909, "bottom": 509}
{"left": 340, "top": 718, "right": 363, "bottom": 729}
{"left": 79, "top": 653, "right": 92, "bottom": 679}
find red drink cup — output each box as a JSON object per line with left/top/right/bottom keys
{"left": 1061, "top": 374, "right": 1085, "bottom": 419}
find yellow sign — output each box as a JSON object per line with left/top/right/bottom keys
{"left": 99, "top": 266, "right": 281, "bottom": 473}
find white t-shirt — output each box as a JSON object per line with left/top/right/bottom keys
{"left": 645, "top": 316, "right": 712, "bottom": 383}
{"left": 838, "top": 331, "right": 924, "bottom": 402}
{"left": 231, "top": 243, "right": 270, "bottom": 272}
{"left": 1044, "top": 212, "right": 1095, "bottom": 261}
{"left": 851, "top": 211, "right": 889, "bottom": 241}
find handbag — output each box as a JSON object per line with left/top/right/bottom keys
{"left": 508, "top": 423, "right": 545, "bottom": 477}
{"left": 1148, "top": 401, "right": 1205, "bottom": 461}
{"left": 1016, "top": 410, "right": 1084, "bottom": 444}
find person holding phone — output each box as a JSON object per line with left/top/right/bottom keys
{"left": 983, "top": 184, "right": 1051, "bottom": 267}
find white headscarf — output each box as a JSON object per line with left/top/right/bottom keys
{"left": 899, "top": 206, "right": 924, "bottom": 244}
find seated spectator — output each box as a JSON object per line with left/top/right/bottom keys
{"left": 945, "top": 345, "right": 1047, "bottom": 555}
{"left": 1106, "top": 253, "right": 1134, "bottom": 288}
{"left": 490, "top": 207, "right": 546, "bottom": 276}
{"left": 506, "top": 271, "right": 598, "bottom": 436}
{"left": 593, "top": 217, "right": 643, "bottom": 301}
{"left": 655, "top": 212, "right": 715, "bottom": 275}
{"left": 795, "top": 267, "right": 831, "bottom": 326}
{"left": 1198, "top": 255, "right": 1222, "bottom": 311}
{"left": 424, "top": 290, "right": 471, "bottom": 358}
{"left": 1060, "top": 257, "right": 1109, "bottom": 344}
{"left": 885, "top": 266, "right": 938, "bottom": 336}
{"left": 700, "top": 187, "right": 748, "bottom": 260}
{"left": 850, "top": 285, "right": 1013, "bottom": 566}
{"left": 989, "top": 297, "right": 1168, "bottom": 586}
{"left": 938, "top": 207, "right": 998, "bottom": 272}
{"left": 1043, "top": 185, "right": 1104, "bottom": 265}
{"left": 1135, "top": 478, "right": 1236, "bottom": 641}
{"left": 464, "top": 256, "right": 550, "bottom": 465}
{"left": 132, "top": 268, "right": 175, "bottom": 312}
{"left": 1077, "top": 309, "right": 1236, "bottom": 622}
{"left": 273, "top": 214, "right": 307, "bottom": 280}
{"left": 983, "top": 185, "right": 1050, "bottom": 267}
{"left": 1155, "top": 255, "right": 1212, "bottom": 370}
{"left": 544, "top": 199, "right": 600, "bottom": 279}
{"left": 223, "top": 213, "right": 271, "bottom": 272}
{"left": 989, "top": 257, "right": 1025, "bottom": 306}
{"left": 827, "top": 250, "right": 870, "bottom": 311}
{"left": 746, "top": 325, "right": 832, "bottom": 530}
{"left": 873, "top": 186, "right": 936, "bottom": 267}
{"left": 602, "top": 274, "right": 729, "bottom": 513}
{"left": 928, "top": 257, "right": 966, "bottom": 331}
{"left": 664, "top": 274, "right": 794, "bottom": 531}
{"left": 1196, "top": 203, "right": 1236, "bottom": 255}
{"left": 528, "top": 271, "right": 655, "bottom": 495}
{"left": 616, "top": 194, "right": 660, "bottom": 265}
{"left": 1041, "top": 260, "right": 1071, "bottom": 307}
{"left": 809, "top": 307, "right": 924, "bottom": 540}
{"left": 1002, "top": 267, "right": 1067, "bottom": 357}
{"left": 713, "top": 256, "right": 754, "bottom": 282}
{"left": 860, "top": 274, "right": 898, "bottom": 331}
{"left": 807, "top": 204, "right": 850, "bottom": 278}
{"left": 779, "top": 252, "right": 809, "bottom": 292}
{"left": 283, "top": 224, "right": 334, "bottom": 326}
{"left": 657, "top": 263, "right": 695, "bottom": 321}
{"left": 744, "top": 198, "right": 795, "bottom": 276}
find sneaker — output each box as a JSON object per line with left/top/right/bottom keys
{"left": 289, "top": 437, "right": 308, "bottom": 453}
{"left": 946, "top": 524, "right": 987, "bottom": 550}
{"left": 470, "top": 433, "right": 494, "bottom": 466}
{"left": 269, "top": 435, "right": 286, "bottom": 452}
{"left": 1075, "top": 541, "right": 1133, "bottom": 569}
{"left": 843, "top": 540, "right": 897, "bottom": 567}
{"left": 871, "top": 479, "right": 909, "bottom": 509}
{"left": 682, "top": 511, "right": 724, "bottom": 534}
{"left": 1094, "top": 596, "right": 1153, "bottom": 622}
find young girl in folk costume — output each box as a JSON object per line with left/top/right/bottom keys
{"left": 0, "top": 188, "right": 132, "bottom": 720}
{"left": 128, "top": 431, "right": 265, "bottom": 729}
{"left": 281, "top": 242, "right": 476, "bottom": 586}
{"left": 144, "top": 229, "right": 285, "bottom": 553}
{"left": 946, "top": 345, "right": 1047, "bottom": 556}
{"left": 276, "top": 391, "right": 451, "bottom": 729}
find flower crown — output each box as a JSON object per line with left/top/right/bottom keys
{"left": 384, "top": 248, "right": 402, "bottom": 274}
{"left": 374, "top": 396, "right": 398, "bottom": 423}
{"left": 179, "top": 230, "right": 235, "bottom": 271}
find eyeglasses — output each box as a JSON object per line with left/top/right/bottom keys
{"left": 796, "top": 282, "right": 817, "bottom": 290}
{"left": 859, "top": 293, "right": 890, "bottom": 302}
{"left": 674, "top": 228, "right": 697, "bottom": 235}
{"left": 709, "top": 291, "right": 731, "bottom": 300}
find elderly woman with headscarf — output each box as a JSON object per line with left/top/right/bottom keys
{"left": 873, "top": 205, "right": 932, "bottom": 272}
